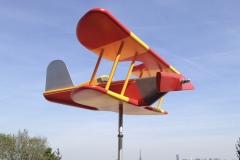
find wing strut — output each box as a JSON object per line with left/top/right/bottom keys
{"left": 120, "top": 52, "right": 138, "bottom": 95}
{"left": 105, "top": 41, "right": 124, "bottom": 90}
{"left": 89, "top": 49, "right": 104, "bottom": 85}
{"left": 157, "top": 97, "right": 163, "bottom": 109}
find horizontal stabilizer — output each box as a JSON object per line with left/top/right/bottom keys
{"left": 45, "top": 60, "right": 74, "bottom": 91}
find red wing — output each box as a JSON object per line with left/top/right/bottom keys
{"left": 77, "top": 8, "right": 180, "bottom": 78}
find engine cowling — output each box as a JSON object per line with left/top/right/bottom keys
{"left": 156, "top": 72, "right": 194, "bottom": 92}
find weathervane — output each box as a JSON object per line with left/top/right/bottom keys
{"left": 43, "top": 8, "right": 194, "bottom": 160}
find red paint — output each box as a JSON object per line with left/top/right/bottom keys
{"left": 44, "top": 79, "right": 150, "bottom": 112}
{"left": 43, "top": 90, "right": 98, "bottom": 110}
{"left": 156, "top": 72, "right": 194, "bottom": 92}
{"left": 99, "top": 80, "right": 148, "bottom": 106}
{"left": 122, "top": 49, "right": 171, "bottom": 77}
{"left": 76, "top": 8, "right": 130, "bottom": 50}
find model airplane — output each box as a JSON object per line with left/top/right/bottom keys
{"left": 43, "top": 8, "right": 194, "bottom": 115}
{"left": 43, "top": 8, "right": 194, "bottom": 160}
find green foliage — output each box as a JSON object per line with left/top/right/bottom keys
{"left": 236, "top": 137, "right": 240, "bottom": 160}
{"left": 54, "top": 148, "right": 62, "bottom": 160}
{"left": 44, "top": 148, "right": 62, "bottom": 160}
{"left": 0, "top": 129, "right": 62, "bottom": 160}
{"left": 44, "top": 148, "right": 56, "bottom": 160}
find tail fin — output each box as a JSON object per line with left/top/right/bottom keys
{"left": 45, "top": 60, "right": 74, "bottom": 91}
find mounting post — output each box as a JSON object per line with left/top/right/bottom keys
{"left": 118, "top": 103, "right": 123, "bottom": 160}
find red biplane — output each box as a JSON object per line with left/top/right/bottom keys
{"left": 43, "top": 8, "right": 194, "bottom": 159}
{"left": 44, "top": 8, "right": 194, "bottom": 115}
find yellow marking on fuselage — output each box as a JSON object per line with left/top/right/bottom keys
{"left": 44, "top": 76, "right": 107, "bottom": 95}
{"left": 44, "top": 87, "right": 75, "bottom": 95}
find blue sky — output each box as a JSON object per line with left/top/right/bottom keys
{"left": 1, "top": 0, "right": 240, "bottom": 159}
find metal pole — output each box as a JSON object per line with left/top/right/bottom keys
{"left": 118, "top": 103, "right": 123, "bottom": 160}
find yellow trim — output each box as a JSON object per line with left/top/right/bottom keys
{"left": 44, "top": 86, "right": 75, "bottom": 95}
{"left": 105, "top": 41, "right": 124, "bottom": 90}
{"left": 120, "top": 52, "right": 138, "bottom": 95}
{"left": 107, "top": 90, "right": 129, "bottom": 102}
{"left": 130, "top": 32, "right": 149, "bottom": 50}
{"left": 159, "top": 109, "right": 166, "bottom": 113}
{"left": 157, "top": 97, "right": 163, "bottom": 109}
{"left": 151, "top": 107, "right": 166, "bottom": 114}
{"left": 91, "top": 36, "right": 149, "bottom": 61}
{"left": 169, "top": 65, "right": 180, "bottom": 74}
{"left": 89, "top": 49, "right": 104, "bottom": 85}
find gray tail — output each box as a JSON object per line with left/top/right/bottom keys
{"left": 45, "top": 60, "right": 74, "bottom": 91}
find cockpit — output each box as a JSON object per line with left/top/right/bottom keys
{"left": 97, "top": 75, "right": 109, "bottom": 83}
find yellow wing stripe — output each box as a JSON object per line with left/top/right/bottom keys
{"left": 150, "top": 107, "right": 166, "bottom": 114}
{"left": 130, "top": 32, "right": 149, "bottom": 50}
{"left": 90, "top": 32, "right": 150, "bottom": 61}
{"left": 169, "top": 65, "right": 180, "bottom": 74}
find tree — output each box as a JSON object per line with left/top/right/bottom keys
{"left": 236, "top": 137, "right": 240, "bottom": 160}
{"left": 44, "top": 148, "right": 57, "bottom": 160}
{"left": 54, "top": 148, "right": 62, "bottom": 160}
{"left": 0, "top": 129, "right": 61, "bottom": 160}
{"left": 0, "top": 133, "right": 16, "bottom": 159}
{"left": 43, "top": 148, "right": 62, "bottom": 160}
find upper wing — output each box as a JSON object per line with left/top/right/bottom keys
{"left": 76, "top": 8, "right": 179, "bottom": 78}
